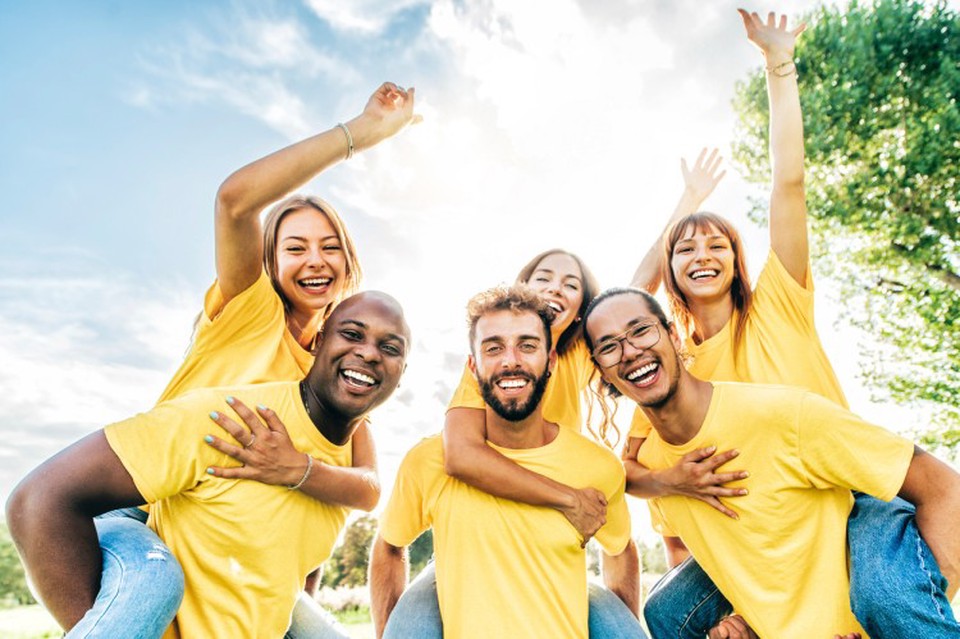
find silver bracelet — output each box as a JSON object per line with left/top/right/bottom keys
{"left": 287, "top": 454, "right": 314, "bottom": 490}
{"left": 336, "top": 122, "right": 354, "bottom": 160}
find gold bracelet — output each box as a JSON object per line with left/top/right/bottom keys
{"left": 287, "top": 454, "right": 314, "bottom": 490}
{"left": 766, "top": 60, "right": 797, "bottom": 77}
{"left": 336, "top": 122, "right": 354, "bottom": 160}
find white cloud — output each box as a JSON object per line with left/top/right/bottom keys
{"left": 304, "top": 0, "right": 427, "bottom": 34}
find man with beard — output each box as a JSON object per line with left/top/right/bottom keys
{"left": 7, "top": 292, "right": 410, "bottom": 639}
{"left": 582, "top": 287, "right": 960, "bottom": 639}
{"left": 370, "top": 285, "right": 644, "bottom": 639}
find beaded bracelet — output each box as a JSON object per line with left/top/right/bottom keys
{"left": 288, "top": 454, "right": 314, "bottom": 490}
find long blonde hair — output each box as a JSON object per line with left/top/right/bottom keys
{"left": 262, "top": 194, "right": 362, "bottom": 320}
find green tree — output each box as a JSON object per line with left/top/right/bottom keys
{"left": 732, "top": 0, "right": 960, "bottom": 449}
{"left": 0, "top": 524, "right": 35, "bottom": 606}
{"left": 321, "top": 514, "right": 377, "bottom": 589}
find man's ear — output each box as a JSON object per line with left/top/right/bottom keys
{"left": 467, "top": 354, "right": 478, "bottom": 380}
{"left": 548, "top": 348, "right": 558, "bottom": 374}
{"left": 668, "top": 323, "right": 682, "bottom": 352}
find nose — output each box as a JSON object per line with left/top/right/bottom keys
{"left": 353, "top": 339, "right": 381, "bottom": 362}
{"left": 305, "top": 246, "right": 327, "bottom": 268}
{"left": 620, "top": 337, "right": 644, "bottom": 364}
{"left": 693, "top": 243, "right": 709, "bottom": 262}
{"left": 501, "top": 347, "right": 520, "bottom": 368}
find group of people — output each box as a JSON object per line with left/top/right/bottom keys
{"left": 6, "top": 8, "right": 960, "bottom": 639}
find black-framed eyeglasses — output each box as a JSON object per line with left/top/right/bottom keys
{"left": 592, "top": 322, "right": 661, "bottom": 368}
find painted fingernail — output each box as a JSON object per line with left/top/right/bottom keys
{"left": 257, "top": 404, "right": 267, "bottom": 411}
{"left": 210, "top": 411, "right": 219, "bottom": 420}
{"left": 206, "top": 468, "right": 215, "bottom": 475}
{"left": 740, "top": 489, "right": 749, "bottom": 495}
{"left": 742, "top": 471, "right": 750, "bottom": 478}
{"left": 204, "top": 435, "right": 213, "bottom": 444}
{"left": 226, "top": 396, "right": 235, "bottom": 404}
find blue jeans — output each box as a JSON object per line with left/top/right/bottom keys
{"left": 90, "top": 508, "right": 345, "bottom": 639}
{"left": 643, "top": 493, "right": 960, "bottom": 639}
{"left": 848, "top": 494, "right": 960, "bottom": 638}
{"left": 284, "top": 592, "right": 351, "bottom": 639}
{"left": 68, "top": 508, "right": 184, "bottom": 639}
{"left": 384, "top": 562, "right": 648, "bottom": 638}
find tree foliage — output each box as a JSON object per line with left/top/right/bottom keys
{"left": 320, "top": 514, "right": 434, "bottom": 589}
{"left": 732, "top": 0, "right": 960, "bottom": 449}
{"left": 0, "top": 524, "right": 34, "bottom": 607}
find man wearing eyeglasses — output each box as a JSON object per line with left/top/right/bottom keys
{"left": 583, "top": 286, "right": 960, "bottom": 639}
{"left": 370, "top": 285, "right": 646, "bottom": 639}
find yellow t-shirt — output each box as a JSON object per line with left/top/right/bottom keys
{"left": 447, "top": 340, "right": 594, "bottom": 431}
{"left": 380, "top": 431, "right": 631, "bottom": 639}
{"left": 158, "top": 271, "right": 313, "bottom": 403}
{"left": 630, "top": 250, "right": 847, "bottom": 438}
{"left": 104, "top": 381, "right": 351, "bottom": 639}
{"left": 638, "top": 383, "right": 914, "bottom": 639}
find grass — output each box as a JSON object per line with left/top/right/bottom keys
{"left": 0, "top": 604, "right": 375, "bottom": 639}
{"left": 1, "top": 599, "right": 958, "bottom": 638}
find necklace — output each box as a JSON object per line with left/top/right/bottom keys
{"left": 299, "top": 379, "right": 319, "bottom": 425}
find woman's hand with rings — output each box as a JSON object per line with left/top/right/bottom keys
{"left": 204, "top": 396, "right": 310, "bottom": 487}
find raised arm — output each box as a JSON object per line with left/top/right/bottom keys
{"left": 897, "top": 446, "right": 960, "bottom": 598}
{"left": 370, "top": 535, "right": 409, "bottom": 639}
{"left": 621, "top": 436, "right": 748, "bottom": 519}
{"left": 630, "top": 148, "right": 726, "bottom": 292}
{"left": 214, "top": 82, "right": 420, "bottom": 301}
{"left": 601, "top": 539, "right": 641, "bottom": 616}
{"left": 738, "top": 9, "right": 809, "bottom": 284}
{"left": 5, "top": 431, "right": 144, "bottom": 630}
{"left": 205, "top": 397, "right": 380, "bottom": 511}
{"left": 443, "top": 407, "right": 607, "bottom": 543}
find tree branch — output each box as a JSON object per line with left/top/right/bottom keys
{"left": 891, "top": 242, "right": 960, "bottom": 292}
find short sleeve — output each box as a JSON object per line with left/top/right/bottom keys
{"left": 194, "top": 271, "right": 285, "bottom": 353}
{"left": 754, "top": 250, "right": 816, "bottom": 332}
{"left": 796, "top": 393, "right": 914, "bottom": 501}
{"left": 379, "top": 441, "right": 436, "bottom": 547}
{"left": 104, "top": 394, "right": 232, "bottom": 503}
{"left": 594, "top": 470, "right": 632, "bottom": 556}
{"left": 446, "top": 363, "right": 485, "bottom": 411}
{"left": 646, "top": 499, "right": 676, "bottom": 537}
{"left": 628, "top": 407, "right": 653, "bottom": 439}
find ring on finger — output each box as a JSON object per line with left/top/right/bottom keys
{"left": 243, "top": 434, "right": 256, "bottom": 449}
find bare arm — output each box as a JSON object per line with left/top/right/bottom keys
{"left": 631, "top": 148, "right": 726, "bottom": 292}
{"left": 369, "top": 535, "right": 409, "bottom": 639}
{"left": 622, "top": 437, "right": 748, "bottom": 519}
{"left": 214, "top": 82, "right": 420, "bottom": 302}
{"left": 205, "top": 398, "right": 380, "bottom": 511}
{"left": 738, "top": 9, "right": 809, "bottom": 284}
{"left": 601, "top": 539, "right": 641, "bottom": 617}
{"left": 897, "top": 446, "right": 960, "bottom": 599}
{"left": 663, "top": 536, "right": 691, "bottom": 569}
{"left": 5, "top": 431, "right": 144, "bottom": 630}
{"left": 443, "top": 407, "right": 607, "bottom": 542}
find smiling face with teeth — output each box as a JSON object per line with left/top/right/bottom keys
{"left": 274, "top": 207, "right": 349, "bottom": 333}
{"left": 522, "top": 252, "right": 585, "bottom": 341}
{"left": 469, "top": 309, "right": 555, "bottom": 423}
{"left": 669, "top": 222, "right": 736, "bottom": 305}
{"left": 585, "top": 291, "right": 684, "bottom": 410}
{"left": 304, "top": 292, "right": 409, "bottom": 434}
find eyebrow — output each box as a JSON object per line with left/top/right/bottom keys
{"left": 532, "top": 267, "right": 583, "bottom": 283}
{"left": 676, "top": 235, "right": 727, "bottom": 244}
{"left": 480, "top": 334, "right": 543, "bottom": 345}
{"left": 339, "top": 319, "right": 408, "bottom": 344}
{"left": 280, "top": 234, "right": 341, "bottom": 243}
{"left": 595, "top": 317, "right": 648, "bottom": 343}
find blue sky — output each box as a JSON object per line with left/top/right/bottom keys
{"left": 2, "top": 0, "right": 954, "bottom": 516}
